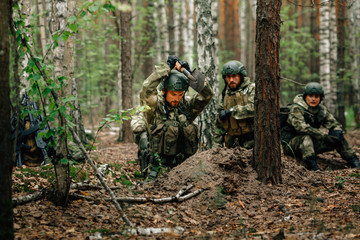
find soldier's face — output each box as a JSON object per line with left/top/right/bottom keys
{"left": 305, "top": 94, "right": 321, "bottom": 107}
{"left": 163, "top": 90, "right": 185, "bottom": 108}
{"left": 225, "top": 74, "right": 241, "bottom": 90}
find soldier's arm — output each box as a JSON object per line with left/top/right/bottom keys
{"left": 139, "top": 62, "right": 171, "bottom": 106}
{"left": 287, "top": 105, "right": 326, "bottom": 138}
{"left": 231, "top": 82, "right": 255, "bottom": 120}
{"left": 188, "top": 79, "right": 214, "bottom": 121}
{"left": 213, "top": 97, "right": 226, "bottom": 148}
{"left": 322, "top": 107, "right": 343, "bottom": 131}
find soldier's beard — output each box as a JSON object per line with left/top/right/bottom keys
{"left": 170, "top": 101, "right": 179, "bottom": 107}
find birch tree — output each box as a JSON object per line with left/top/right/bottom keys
{"left": 51, "top": 0, "right": 71, "bottom": 206}
{"left": 19, "top": 0, "right": 32, "bottom": 95}
{"left": 319, "top": 1, "right": 336, "bottom": 113}
{"left": 0, "top": 0, "right": 14, "bottom": 237}
{"left": 195, "top": 0, "right": 218, "bottom": 149}
{"left": 253, "top": 0, "right": 282, "bottom": 184}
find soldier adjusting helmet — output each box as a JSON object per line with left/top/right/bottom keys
{"left": 221, "top": 60, "right": 247, "bottom": 80}
{"left": 303, "top": 82, "right": 324, "bottom": 101}
{"left": 163, "top": 71, "right": 189, "bottom": 92}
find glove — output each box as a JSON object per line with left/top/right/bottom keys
{"left": 219, "top": 109, "right": 232, "bottom": 121}
{"left": 323, "top": 135, "right": 341, "bottom": 149}
{"left": 179, "top": 60, "right": 190, "bottom": 72}
{"left": 329, "top": 128, "right": 344, "bottom": 142}
{"left": 167, "top": 55, "right": 180, "bottom": 69}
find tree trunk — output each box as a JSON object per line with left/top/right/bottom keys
{"left": 182, "top": 0, "right": 195, "bottom": 66}
{"left": 349, "top": 0, "right": 360, "bottom": 128}
{"left": 335, "top": 0, "right": 346, "bottom": 129}
{"left": 253, "top": 0, "right": 282, "bottom": 185}
{"left": 310, "top": 0, "right": 320, "bottom": 81}
{"left": 195, "top": 0, "right": 219, "bottom": 149}
{"left": 19, "top": 0, "right": 32, "bottom": 95}
{"left": 51, "top": 0, "right": 70, "bottom": 207}
{"left": 0, "top": 1, "right": 14, "bottom": 238}
{"left": 319, "top": 2, "right": 335, "bottom": 113}
{"left": 120, "top": 0, "right": 133, "bottom": 143}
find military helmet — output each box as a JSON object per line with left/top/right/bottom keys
{"left": 221, "top": 60, "right": 247, "bottom": 80}
{"left": 303, "top": 82, "right": 324, "bottom": 99}
{"left": 163, "top": 71, "right": 188, "bottom": 92}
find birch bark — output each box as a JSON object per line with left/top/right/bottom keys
{"left": 195, "top": 0, "right": 218, "bottom": 149}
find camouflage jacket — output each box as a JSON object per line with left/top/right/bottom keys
{"left": 131, "top": 62, "right": 214, "bottom": 155}
{"left": 213, "top": 77, "right": 255, "bottom": 147}
{"left": 287, "top": 94, "right": 342, "bottom": 140}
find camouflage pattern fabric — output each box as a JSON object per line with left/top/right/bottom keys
{"left": 283, "top": 94, "right": 355, "bottom": 160}
{"left": 213, "top": 77, "right": 255, "bottom": 148}
{"left": 131, "top": 62, "right": 214, "bottom": 171}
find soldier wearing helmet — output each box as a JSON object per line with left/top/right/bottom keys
{"left": 213, "top": 60, "right": 255, "bottom": 149}
{"left": 131, "top": 55, "right": 214, "bottom": 181}
{"left": 282, "top": 82, "right": 360, "bottom": 170}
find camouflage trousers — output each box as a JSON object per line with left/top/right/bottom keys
{"left": 283, "top": 134, "right": 355, "bottom": 161}
{"left": 225, "top": 132, "right": 254, "bottom": 149}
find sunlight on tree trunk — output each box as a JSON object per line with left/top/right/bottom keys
{"left": 253, "top": 0, "right": 282, "bottom": 185}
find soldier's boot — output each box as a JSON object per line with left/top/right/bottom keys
{"left": 145, "top": 170, "right": 158, "bottom": 182}
{"left": 304, "top": 155, "right": 319, "bottom": 171}
{"left": 346, "top": 154, "right": 360, "bottom": 169}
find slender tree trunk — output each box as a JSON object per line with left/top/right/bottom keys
{"left": 174, "top": 1, "right": 181, "bottom": 55}
{"left": 239, "top": 0, "right": 246, "bottom": 62}
{"left": 0, "top": 1, "right": 14, "bottom": 238}
{"left": 120, "top": 0, "right": 133, "bottom": 143}
{"left": 167, "top": 0, "right": 175, "bottom": 55}
{"left": 158, "top": 0, "right": 169, "bottom": 59}
{"left": 51, "top": 0, "right": 70, "bottom": 206}
{"left": 329, "top": 2, "right": 337, "bottom": 114}
{"left": 182, "top": 0, "right": 194, "bottom": 66}
{"left": 349, "top": 0, "right": 360, "bottom": 127}
{"left": 310, "top": 0, "right": 320, "bottom": 81}
{"left": 195, "top": 0, "right": 218, "bottom": 149}
{"left": 19, "top": 0, "right": 32, "bottom": 95}
{"left": 253, "top": 0, "right": 282, "bottom": 185}
{"left": 335, "top": 0, "right": 346, "bottom": 129}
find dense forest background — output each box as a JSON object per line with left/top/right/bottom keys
{"left": 7, "top": 0, "right": 360, "bottom": 135}
{"left": 1, "top": 0, "right": 360, "bottom": 238}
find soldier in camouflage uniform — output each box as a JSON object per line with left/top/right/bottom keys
{"left": 282, "top": 82, "right": 360, "bottom": 170}
{"left": 213, "top": 60, "right": 255, "bottom": 149}
{"left": 131, "top": 55, "right": 214, "bottom": 181}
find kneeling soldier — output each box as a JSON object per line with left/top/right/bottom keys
{"left": 131, "top": 55, "right": 214, "bottom": 181}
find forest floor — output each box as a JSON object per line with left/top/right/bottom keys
{"left": 12, "top": 128, "right": 360, "bottom": 239}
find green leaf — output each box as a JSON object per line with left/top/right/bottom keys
{"left": 60, "top": 158, "right": 69, "bottom": 164}
{"left": 80, "top": 10, "right": 87, "bottom": 18}
{"left": 42, "top": 87, "right": 52, "bottom": 97}
{"left": 68, "top": 16, "right": 77, "bottom": 23}
{"left": 68, "top": 23, "right": 78, "bottom": 32}
{"left": 88, "top": 5, "right": 99, "bottom": 13}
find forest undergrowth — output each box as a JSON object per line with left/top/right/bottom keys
{"left": 12, "top": 129, "right": 360, "bottom": 239}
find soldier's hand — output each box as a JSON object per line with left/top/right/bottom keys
{"left": 167, "top": 55, "right": 180, "bottom": 69}
{"left": 323, "top": 135, "right": 341, "bottom": 149}
{"left": 329, "top": 128, "right": 344, "bottom": 141}
{"left": 179, "top": 60, "right": 190, "bottom": 72}
{"left": 219, "top": 109, "right": 232, "bottom": 121}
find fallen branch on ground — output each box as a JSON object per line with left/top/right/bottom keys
{"left": 70, "top": 128, "right": 134, "bottom": 227}
{"left": 12, "top": 189, "right": 47, "bottom": 207}
{"left": 70, "top": 184, "right": 208, "bottom": 204}
{"left": 70, "top": 182, "right": 121, "bottom": 190}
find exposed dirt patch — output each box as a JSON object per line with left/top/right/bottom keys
{"left": 13, "top": 129, "right": 360, "bottom": 239}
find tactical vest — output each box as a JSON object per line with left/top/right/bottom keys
{"left": 221, "top": 91, "right": 253, "bottom": 136}
{"left": 148, "top": 101, "right": 198, "bottom": 157}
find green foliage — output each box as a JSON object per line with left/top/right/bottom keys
{"left": 280, "top": 6, "right": 319, "bottom": 104}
